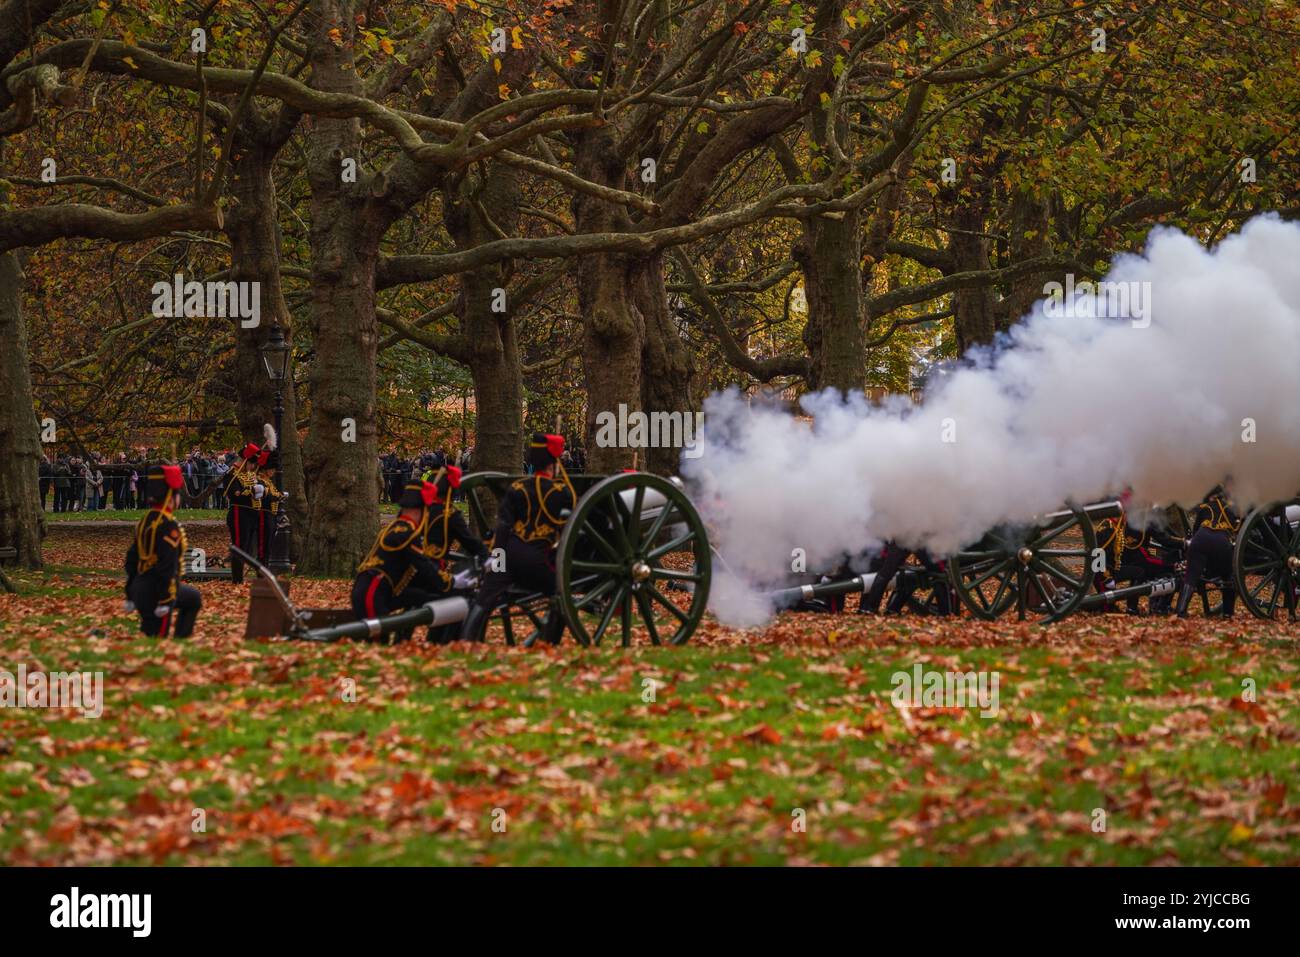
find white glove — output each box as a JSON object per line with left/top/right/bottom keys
{"left": 123, "top": 599, "right": 135, "bottom": 613}
{"left": 153, "top": 604, "right": 171, "bottom": 618}
{"left": 253, "top": 483, "right": 266, "bottom": 500}
{"left": 452, "top": 568, "right": 477, "bottom": 590}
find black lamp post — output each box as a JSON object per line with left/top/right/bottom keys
{"left": 260, "top": 324, "right": 292, "bottom": 574}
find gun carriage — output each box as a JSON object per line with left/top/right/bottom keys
{"left": 246, "top": 476, "right": 1299, "bottom": 641}
{"left": 282, "top": 470, "right": 713, "bottom": 646}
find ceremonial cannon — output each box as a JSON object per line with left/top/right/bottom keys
{"left": 1233, "top": 499, "right": 1300, "bottom": 620}
{"left": 289, "top": 470, "right": 713, "bottom": 646}
{"left": 944, "top": 502, "right": 1112, "bottom": 623}
{"left": 946, "top": 497, "right": 1300, "bottom": 622}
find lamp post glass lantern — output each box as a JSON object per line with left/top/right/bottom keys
{"left": 260, "top": 326, "right": 291, "bottom": 573}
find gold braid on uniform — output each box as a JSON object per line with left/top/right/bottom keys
{"left": 1204, "top": 495, "right": 1239, "bottom": 534}
{"left": 357, "top": 512, "right": 428, "bottom": 594}
{"left": 1095, "top": 516, "right": 1123, "bottom": 567}
{"left": 538, "top": 458, "right": 575, "bottom": 528}
{"left": 425, "top": 504, "right": 455, "bottom": 560}
{"left": 260, "top": 474, "right": 281, "bottom": 514}
{"left": 134, "top": 511, "right": 165, "bottom": 573}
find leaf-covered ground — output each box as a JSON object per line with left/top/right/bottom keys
{"left": 2, "top": 526, "right": 1298, "bottom": 865}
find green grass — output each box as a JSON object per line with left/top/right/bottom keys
{"left": 43, "top": 508, "right": 227, "bottom": 523}
{"left": 3, "top": 566, "right": 1298, "bottom": 865}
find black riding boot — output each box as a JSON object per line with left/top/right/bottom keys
{"left": 541, "top": 599, "right": 565, "bottom": 646}
{"left": 1220, "top": 588, "right": 1237, "bottom": 618}
{"left": 1174, "top": 582, "right": 1195, "bottom": 618}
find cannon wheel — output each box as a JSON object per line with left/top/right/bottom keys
{"left": 947, "top": 507, "right": 1095, "bottom": 623}
{"left": 1233, "top": 500, "right": 1300, "bottom": 621}
{"left": 555, "top": 472, "right": 711, "bottom": 646}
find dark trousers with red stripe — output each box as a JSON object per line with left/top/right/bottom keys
{"left": 350, "top": 571, "right": 438, "bottom": 640}
{"left": 130, "top": 582, "right": 202, "bottom": 638}
{"left": 226, "top": 506, "right": 260, "bottom": 583}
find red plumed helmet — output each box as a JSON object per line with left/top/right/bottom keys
{"left": 420, "top": 481, "right": 437, "bottom": 506}
{"left": 162, "top": 464, "right": 184, "bottom": 490}
{"left": 544, "top": 434, "right": 565, "bottom": 458}
{"left": 241, "top": 442, "right": 261, "bottom": 461}
{"left": 445, "top": 465, "right": 462, "bottom": 489}
{"left": 257, "top": 450, "right": 271, "bottom": 468}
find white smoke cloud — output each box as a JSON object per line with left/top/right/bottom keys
{"left": 683, "top": 215, "right": 1300, "bottom": 626}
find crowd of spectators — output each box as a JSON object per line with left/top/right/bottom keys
{"left": 38, "top": 438, "right": 591, "bottom": 513}
{"left": 378, "top": 443, "right": 587, "bottom": 504}
{"left": 38, "top": 450, "right": 237, "bottom": 512}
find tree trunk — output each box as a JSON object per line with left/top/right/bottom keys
{"left": 798, "top": 208, "right": 866, "bottom": 393}
{"left": 1002, "top": 190, "right": 1052, "bottom": 326}
{"left": 797, "top": 0, "right": 864, "bottom": 395}
{"left": 0, "top": 250, "right": 45, "bottom": 568}
{"left": 573, "top": 127, "right": 643, "bottom": 473}
{"left": 298, "top": 0, "right": 380, "bottom": 576}
{"left": 445, "top": 164, "right": 523, "bottom": 475}
{"left": 638, "top": 252, "right": 695, "bottom": 474}
{"left": 949, "top": 202, "right": 997, "bottom": 352}
{"left": 226, "top": 140, "right": 308, "bottom": 545}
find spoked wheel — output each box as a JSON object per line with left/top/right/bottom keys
{"left": 1234, "top": 500, "right": 1300, "bottom": 621}
{"left": 495, "top": 590, "right": 559, "bottom": 647}
{"left": 947, "top": 506, "right": 1096, "bottom": 623}
{"left": 555, "top": 473, "right": 711, "bottom": 646}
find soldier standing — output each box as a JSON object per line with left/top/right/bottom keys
{"left": 1175, "top": 485, "right": 1240, "bottom": 618}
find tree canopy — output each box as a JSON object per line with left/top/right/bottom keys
{"left": 2, "top": 0, "right": 1297, "bottom": 572}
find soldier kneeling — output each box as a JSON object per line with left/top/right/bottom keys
{"left": 460, "top": 433, "right": 575, "bottom": 644}
{"left": 351, "top": 479, "right": 445, "bottom": 642}
{"left": 124, "top": 465, "right": 202, "bottom": 638}
{"left": 422, "top": 465, "right": 488, "bottom": 643}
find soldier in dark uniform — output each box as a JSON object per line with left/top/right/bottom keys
{"left": 421, "top": 465, "right": 489, "bottom": 643}
{"left": 221, "top": 442, "right": 263, "bottom": 584}
{"left": 350, "top": 479, "right": 445, "bottom": 641}
{"left": 1176, "top": 485, "right": 1240, "bottom": 617}
{"left": 249, "top": 445, "right": 283, "bottom": 566}
{"left": 1093, "top": 501, "right": 1180, "bottom": 614}
{"left": 124, "top": 464, "right": 202, "bottom": 638}
{"left": 188, "top": 429, "right": 273, "bottom": 584}
{"left": 856, "top": 543, "right": 950, "bottom": 615}
{"left": 460, "top": 433, "right": 575, "bottom": 644}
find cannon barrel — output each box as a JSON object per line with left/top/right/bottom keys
{"left": 298, "top": 596, "right": 470, "bottom": 643}
{"left": 1077, "top": 577, "right": 1178, "bottom": 611}
{"left": 1040, "top": 500, "right": 1123, "bottom": 525}
{"left": 769, "top": 573, "right": 878, "bottom": 608}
